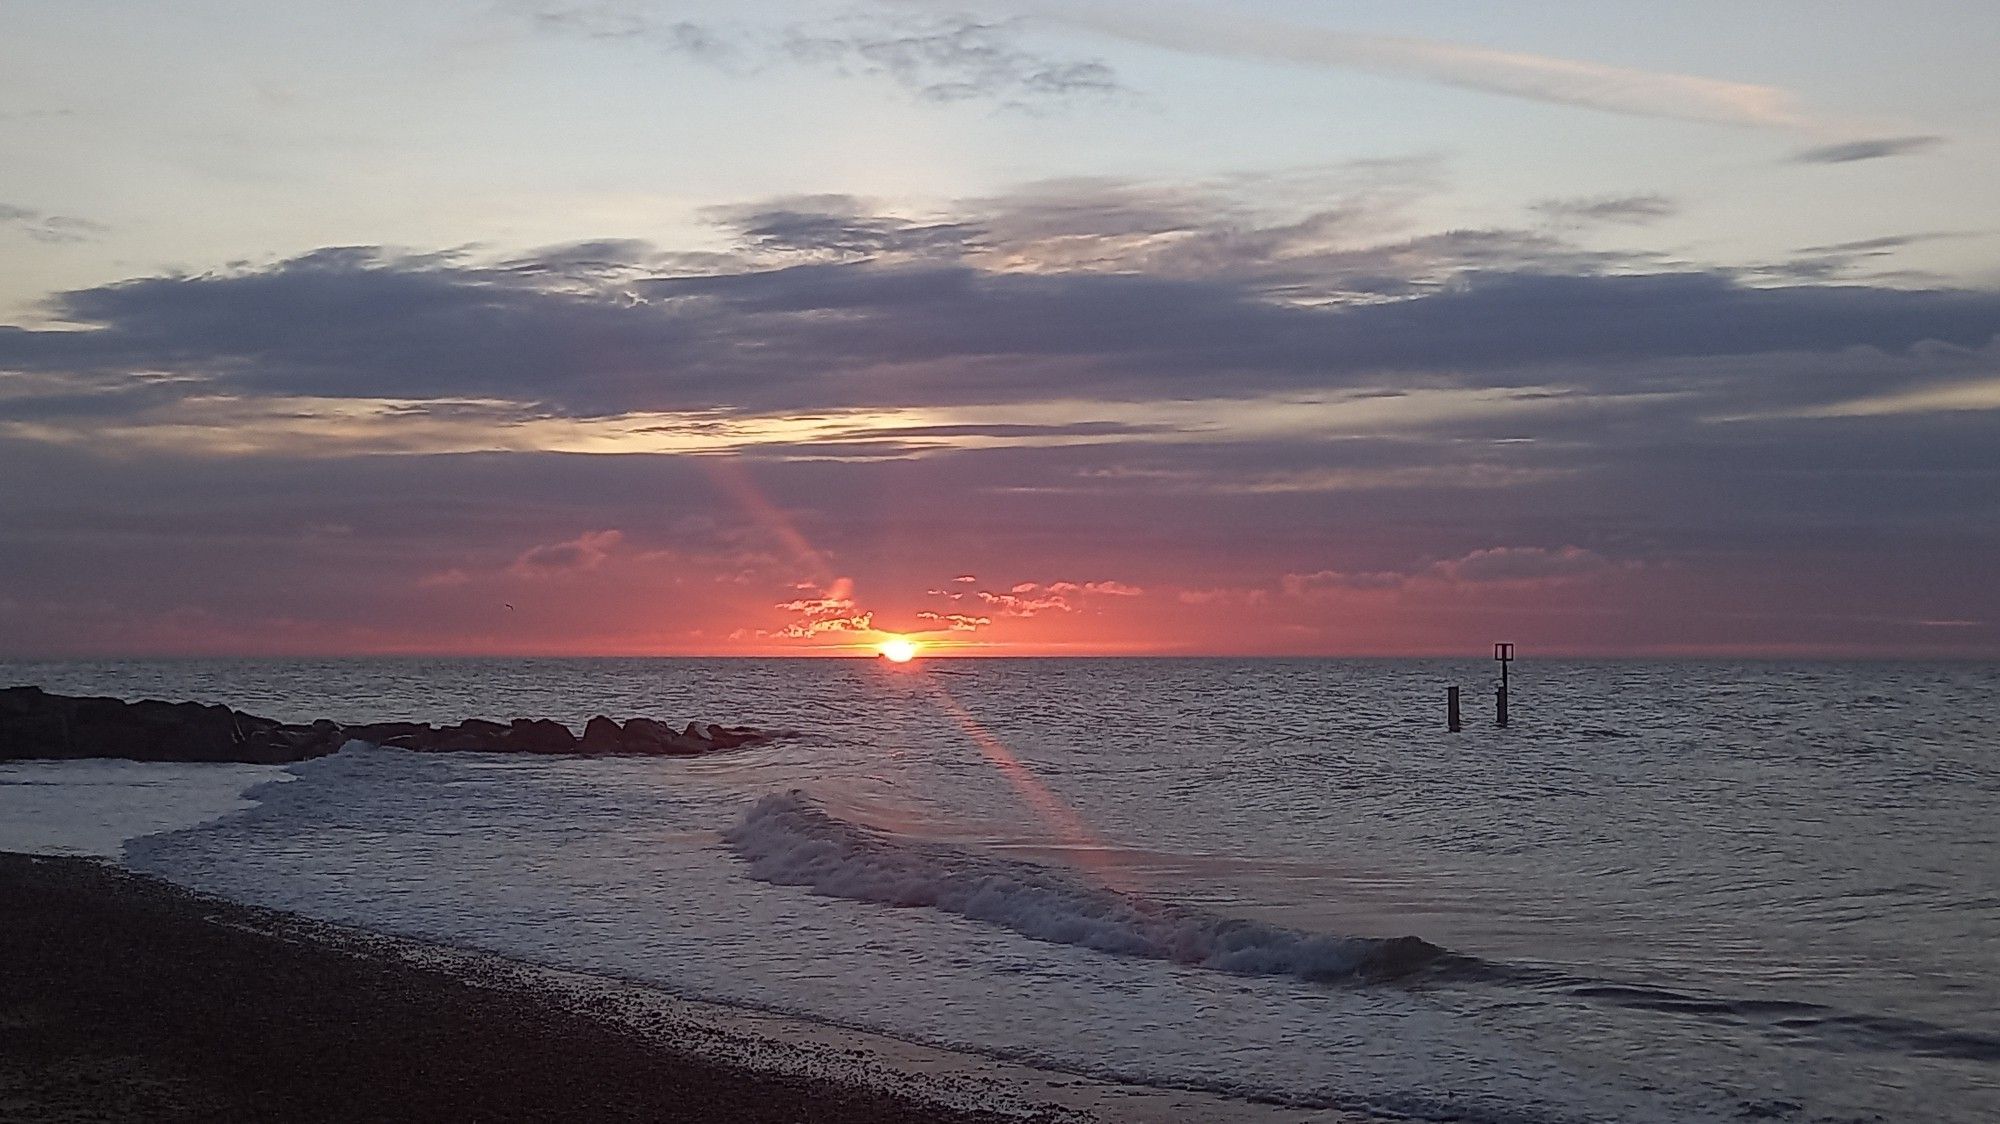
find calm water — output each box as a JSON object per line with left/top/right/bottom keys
{"left": 6, "top": 658, "right": 1997, "bottom": 1122}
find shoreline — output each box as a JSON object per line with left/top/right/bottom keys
{"left": 0, "top": 852, "right": 1371, "bottom": 1123}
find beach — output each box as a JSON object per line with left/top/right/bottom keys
{"left": 0, "top": 852, "right": 1042, "bottom": 1123}
{"left": 2, "top": 851, "right": 1377, "bottom": 1124}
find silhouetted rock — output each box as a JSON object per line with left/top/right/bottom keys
{"left": 0, "top": 686, "right": 334, "bottom": 764}
{"left": 0, "top": 686, "right": 778, "bottom": 763}
{"left": 579, "top": 715, "right": 625, "bottom": 754}
{"left": 343, "top": 721, "right": 433, "bottom": 749}
{"left": 421, "top": 719, "right": 505, "bottom": 752}
{"left": 625, "top": 717, "right": 710, "bottom": 756}
{"left": 704, "top": 723, "right": 764, "bottom": 750}
{"left": 504, "top": 718, "right": 576, "bottom": 754}
{"left": 621, "top": 717, "right": 668, "bottom": 747}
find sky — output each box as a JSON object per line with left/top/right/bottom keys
{"left": 2, "top": 0, "right": 1997, "bottom": 658}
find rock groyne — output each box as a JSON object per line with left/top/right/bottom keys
{"left": 0, "top": 685, "right": 776, "bottom": 764}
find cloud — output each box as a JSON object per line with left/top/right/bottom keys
{"left": 1280, "top": 569, "right": 1407, "bottom": 596}
{"left": 2, "top": 176, "right": 1997, "bottom": 487}
{"left": 706, "top": 196, "right": 984, "bottom": 261}
{"left": 0, "top": 203, "right": 106, "bottom": 244}
{"left": 1281, "top": 546, "right": 1625, "bottom": 596}
{"left": 775, "top": 595, "right": 859, "bottom": 615}
{"left": 1791, "top": 135, "right": 1944, "bottom": 164}
{"left": 1531, "top": 194, "right": 1677, "bottom": 227}
{"left": 532, "top": 6, "right": 733, "bottom": 57}
{"left": 1754, "top": 231, "right": 1975, "bottom": 283}
{"left": 13, "top": 230, "right": 1993, "bottom": 433}
{"left": 508, "top": 529, "right": 624, "bottom": 577}
{"left": 768, "top": 612, "right": 873, "bottom": 638}
{"left": 967, "top": 579, "right": 1141, "bottom": 616}
{"left": 764, "top": 576, "right": 881, "bottom": 638}
{"left": 1430, "top": 545, "right": 1620, "bottom": 584}
{"left": 782, "top": 16, "right": 1123, "bottom": 104}
{"left": 3, "top": 172, "right": 2000, "bottom": 656}
{"left": 529, "top": 5, "right": 1125, "bottom": 107}
{"left": 991, "top": 0, "right": 1814, "bottom": 128}
{"left": 4, "top": 394, "right": 1997, "bottom": 656}
{"left": 915, "top": 610, "right": 992, "bottom": 631}
{"left": 1782, "top": 375, "right": 2000, "bottom": 419}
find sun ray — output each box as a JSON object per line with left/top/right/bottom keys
{"left": 913, "top": 674, "right": 1147, "bottom": 897}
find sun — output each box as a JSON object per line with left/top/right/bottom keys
{"left": 877, "top": 636, "right": 919, "bottom": 663}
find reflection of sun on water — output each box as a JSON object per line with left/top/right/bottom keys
{"left": 877, "top": 636, "right": 919, "bottom": 663}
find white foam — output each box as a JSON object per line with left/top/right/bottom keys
{"left": 0, "top": 757, "right": 293, "bottom": 858}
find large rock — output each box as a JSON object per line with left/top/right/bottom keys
{"left": 579, "top": 716, "right": 626, "bottom": 754}
{"left": 343, "top": 721, "right": 435, "bottom": 749}
{"left": 239, "top": 718, "right": 348, "bottom": 763}
{"left": 503, "top": 718, "right": 576, "bottom": 754}
{"left": 622, "top": 717, "right": 710, "bottom": 756}
{"left": 427, "top": 719, "right": 510, "bottom": 752}
{"left": 703, "top": 723, "right": 763, "bottom": 750}
{"left": 0, "top": 686, "right": 337, "bottom": 764}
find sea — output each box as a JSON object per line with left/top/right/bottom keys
{"left": 2, "top": 658, "right": 1996, "bottom": 1123}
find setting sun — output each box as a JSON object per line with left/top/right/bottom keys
{"left": 877, "top": 636, "right": 919, "bottom": 663}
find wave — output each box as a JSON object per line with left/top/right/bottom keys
{"left": 723, "top": 790, "right": 1450, "bottom": 983}
{"left": 723, "top": 792, "right": 2000, "bottom": 1067}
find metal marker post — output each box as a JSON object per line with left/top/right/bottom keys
{"left": 1494, "top": 642, "right": 1513, "bottom": 727}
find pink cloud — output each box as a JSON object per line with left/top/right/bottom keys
{"left": 775, "top": 596, "right": 857, "bottom": 615}
{"left": 772, "top": 612, "right": 874, "bottom": 638}
{"left": 1050, "top": 580, "right": 1143, "bottom": 596}
{"left": 766, "top": 574, "right": 872, "bottom": 638}
{"left": 973, "top": 578, "right": 1146, "bottom": 617}
{"left": 916, "top": 610, "right": 993, "bottom": 631}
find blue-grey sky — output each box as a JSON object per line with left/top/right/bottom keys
{"left": 2, "top": 1, "right": 1996, "bottom": 655}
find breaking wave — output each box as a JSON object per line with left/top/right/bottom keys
{"left": 721, "top": 792, "right": 2000, "bottom": 1067}
{"left": 723, "top": 789, "right": 1450, "bottom": 983}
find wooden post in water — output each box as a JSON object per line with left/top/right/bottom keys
{"left": 1447, "top": 685, "right": 1462, "bottom": 732}
{"left": 1494, "top": 642, "right": 1514, "bottom": 727}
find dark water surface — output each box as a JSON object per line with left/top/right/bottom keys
{"left": 7, "top": 658, "right": 1997, "bottom": 1122}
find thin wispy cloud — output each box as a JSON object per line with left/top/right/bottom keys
{"left": 529, "top": 4, "right": 1125, "bottom": 106}
{"left": 535, "top": 2, "right": 1941, "bottom": 154}
{"left": 975, "top": 0, "right": 1947, "bottom": 158}
{"left": 982, "top": 0, "right": 1811, "bottom": 128}
{"left": 1791, "top": 134, "right": 1945, "bottom": 164}
{"left": 1532, "top": 194, "right": 1679, "bottom": 227}
{"left": 0, "top": 204, "right": 106, "bottom": 245}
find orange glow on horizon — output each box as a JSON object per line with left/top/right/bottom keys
{"left": 877, "top": 636, "right": 919, "bottom": 662}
